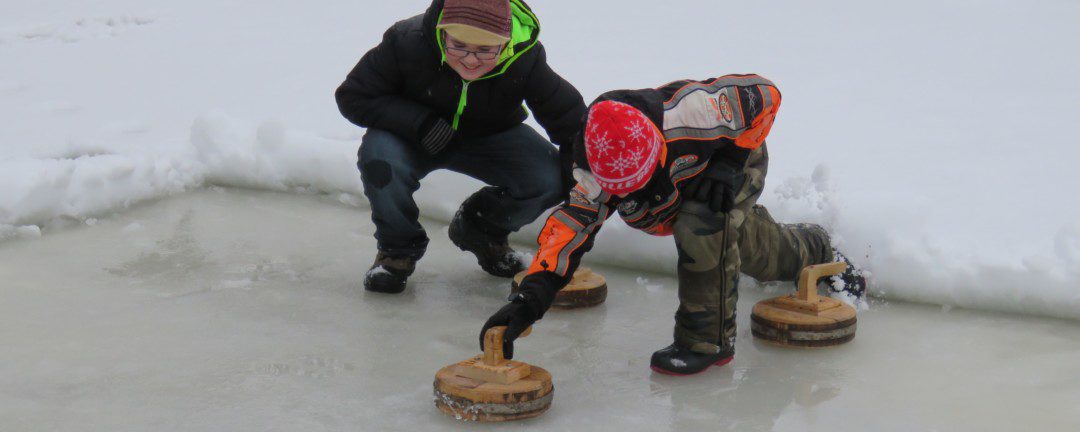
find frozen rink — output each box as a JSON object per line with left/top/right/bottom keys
{"left": 2, "top": 188, "right": 1078, "bottom": 432}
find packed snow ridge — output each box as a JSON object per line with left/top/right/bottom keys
{"left": 1, "top": 113, "right": 1077, "bottom": 321}
{"left": 2, "top": 0, "right": 1078, "bottom": 322}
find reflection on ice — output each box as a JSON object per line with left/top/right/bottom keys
{"left": 1, "top": 189, "right": 1078, "bottom": 431}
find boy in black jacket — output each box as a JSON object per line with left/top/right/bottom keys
{"left": 336, "top": 0, "right": 585, "bottom": 293}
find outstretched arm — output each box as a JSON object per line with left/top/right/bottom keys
{"left": 480, "top": 179, "right": 613, "bottom": 358}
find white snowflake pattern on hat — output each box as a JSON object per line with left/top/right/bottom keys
{"left": 625, "top": 146, "right": 645, "bottom": 167}
{"left": 624, "top": 120, "right": 647, "bottom": 141}
{"left": 589, "top": 131, "right": 615, "bottom": 158}
{"left": 605, "top": 150, "right": 636, "bottom": 176}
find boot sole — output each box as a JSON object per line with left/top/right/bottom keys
{"left": 451, "top": 228, "right": 522, "bottom": 276}
{"left": 364, "top": 274, "right": 407, "bottom": 294}
{"left": 454, "top": 249, "right": 522, "bottom": 278}
{"left": 649, "top": 355, "right": 733, "bottom": 376}
{"left": 364, "top": 285, "right": 406, "bottom": 294}
{"left": 449, "top": 223, "right": 523, "bottom": 278}
{"left": 478, "top": 262, "right": 522, "bottom": 278}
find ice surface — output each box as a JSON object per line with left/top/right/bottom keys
{"left": 1, "top": 189, "right": 1078, "bottom": 431}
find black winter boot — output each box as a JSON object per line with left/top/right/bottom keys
{"left": 820, "top": 248, "right": 867, "bottom": 299}
{"left": 448, "top": 207, "right": 526, "bottom": 278}
{"left": 364, "top": 252, "right": 417, "bottom": 294}
{"left": 650, "top": 343, "right": 735, "bottom": 376}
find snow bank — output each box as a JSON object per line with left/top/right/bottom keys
{"left": 191, "top": 111, "right": 361, "bottom": 195}
{"left": 0, "top": 152, "right": 198, "bottom": 229}
{"left": 11, "top": 113, "right": 1078, "bottom": 320}
{"left": 2, "top": 0, "right": 1078, "bottom": 322}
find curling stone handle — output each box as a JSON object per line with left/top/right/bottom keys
{"left": 482, "top": 326, "right": 532, "bottom": 366}
{"left": 797, "top": 262, "right": 848, "bottom": 303}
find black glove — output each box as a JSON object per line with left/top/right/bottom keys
{"left": 480, "top": 290, "right": 546, "bottom": 359}
{"left": 418, "top": 115, "right": 454, "bottom": 156}
{"left": 683, "top": 156, "right": 746, "bottom": 213}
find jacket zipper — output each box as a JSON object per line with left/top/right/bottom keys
{"left": 452, "top": 80, "right": 470, "bottom": 130}
{"left": 718, "top": 212, "right": 730, "bottom": 351}
{"left": 436, "top": 0, "right": 542, "bottom": 131}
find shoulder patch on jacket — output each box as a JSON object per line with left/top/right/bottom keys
{"left": 661, "top": 75, "right": 777, "bottom": 143}
{"left": 616, "top": 199, "right": 639, "bottom": 214}
{"left": 669, "top": 154, "right": 699, "bottom": 174}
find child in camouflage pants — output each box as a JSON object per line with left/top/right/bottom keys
{"left": 481, "top": 75, "right": 866, "bottom": 375}
{"left": 673, "top": 143, "right": 833, "bottom": 357}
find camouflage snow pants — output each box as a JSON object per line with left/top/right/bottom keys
{"left": 671, "top": 144, "right": 834, "bottom": 354}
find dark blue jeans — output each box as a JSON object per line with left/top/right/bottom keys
{"left": 357, "top": 124, "right": 563, "bottom": 259}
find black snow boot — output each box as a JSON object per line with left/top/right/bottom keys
{"left": 448, "top": 208, "right": 526, "bottom": 278}
{"left": 820, "top": 248, "right": 867, "bottom": 299}
{"left": 364, "top": 252, "right": 417, "bottom": 294}
{"left": 650, "top": 343, "right": 735, "bottom": 376}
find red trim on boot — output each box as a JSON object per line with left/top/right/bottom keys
{"left": 650, "top": 355, "right": 734, "bottom": 376}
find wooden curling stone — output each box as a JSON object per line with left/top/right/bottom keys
{"left": 434, "top": 326, "right": 554, "bottom": 422}
{"left": 511, "top": 267, "right": 607, "bottom": 309}
{"left": 750, "top": 262, "right": 858, "bottom": 347}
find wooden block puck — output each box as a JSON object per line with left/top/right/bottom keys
{"left": 511, "top": 267, "right": 607, "bottom": 309}
{"left": 750, "top": 262, "right": 858, "bottom": 347}
{"left": 453, "top": 355, "right": 531, "bottom": 385}
{"left": 434, "top": 364, "right": 553, "bottom": 422}
{"left": 750, "top": 295, "right": 857, "bottom": 347}
{"left": 434, "top": 326, "right": 552, "bottom": 422}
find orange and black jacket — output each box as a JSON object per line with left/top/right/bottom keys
{"left": 518, "top": 75, "right": 782, "bottom": 309}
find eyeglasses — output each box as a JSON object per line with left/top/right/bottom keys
{"left": 445, "top": 45, "right": 501, "bottom": 61}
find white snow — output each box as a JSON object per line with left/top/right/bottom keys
{"left": 636, "top": 276, "right": 665, "bottom": 293}
{"left": 366, "top": 265, "right": 392, "bottom": 277}
{"left": 3, "top": 1, "right": 1077, "bottom": 322}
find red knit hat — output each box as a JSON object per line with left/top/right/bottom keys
{"left": 584, "top": 101, "right": 664, "bottom": 195}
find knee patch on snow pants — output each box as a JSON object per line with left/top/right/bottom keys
{"left": 738, "top": 205, "right": 833, "bottom": 283}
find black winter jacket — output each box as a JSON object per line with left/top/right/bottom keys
{"left": 335, "top": 0, "right": 585, "bottom": 156}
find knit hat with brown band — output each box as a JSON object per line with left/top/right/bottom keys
{"left": 437, "top": 0, "right": 512, "bottom": 45}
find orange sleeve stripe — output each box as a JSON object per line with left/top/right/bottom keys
{"left": 733, "top": 85, "right": 781, "bottom": 150}
{"left": 527, "top": 216, "right": 577, "bottom": 275}
{"left": 568, "top": 202, "right": 596, "bottom": 213}
{"left": 645, "top": 223, "right": 674, "bottom": 236}
{"left": 558, "top": 230, "right": 592, "bottom": 269}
